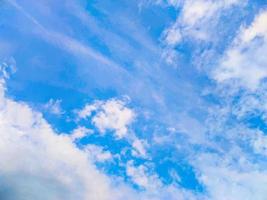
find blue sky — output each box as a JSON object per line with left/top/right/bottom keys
{"left": 1, "top": 0, "right": 267, "bottom": 199}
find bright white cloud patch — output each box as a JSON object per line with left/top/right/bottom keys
{"left": 214, "top": 10, "right": 267, "bottom": 89}
{"left": 240, "top": 11, "right": 267, "bottom": 43}
{"left": 70, "top": 126, "right": 93, "bottom": 141}
{"left": 92, "top": 99, "right": 135, "bottom": 138}
{"left": 77, "top": 102, "right": 101, "bottom": 119}
{"left": 78, "top": 98, "right": 135, "bottom": 139}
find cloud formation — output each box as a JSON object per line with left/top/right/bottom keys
{"left": 78, "top": 98, "right": 135, "bottom": 139}
{"left": 214, "top": 10, "right": 267, "bottom": 89}
{"left": 0, "top": 77, "right": 133, "bottom": 200}
{"left": 0, "top": 76, "right": 201, "bottom": 200}
{"left": 163, "top": 0, "right": 244, "bottom": 45}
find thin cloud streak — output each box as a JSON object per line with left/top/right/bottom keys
{"left": 6, "top": 0, "right": 128, "bottom": 74}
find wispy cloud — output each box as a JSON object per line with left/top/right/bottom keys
{"left": 6, "top": 0, "right": 127, "bottom": 73}
{"left": 213, "top": 10, "right": 267, "bottom": 90}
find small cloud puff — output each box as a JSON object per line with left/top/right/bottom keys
{"left": 43, "top": 99, "right": 64, "bottom": 116}
{"left": 77, "top": 98, "right": 135, "bottom": 139}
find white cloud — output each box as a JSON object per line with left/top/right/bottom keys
{"left": 0, "top": 59, "right": 16, "bottom": 79}
{"left": 196, "top": 153, "right": 267, "bottom": 200}
{"left": 198, "top": 69, "right": 267, "bottom": 200}
{"left": 124, "top": 161, "right": 199, "bottom": 200}
{"left": 92, "top": 99, "right": 135, "bottom": 138}
{"left": 169, "top": 169, "right": 181, "bottom": 183}
{"left": 77, "top": 102, "right": 101, "bottom": 119}
{"left": 163, "top": 26, "right": 182, "bottom": 46}
{"left": 126, "top": 161, "right": 161, "bottom": 189}
{"left": 251, "top": 131, "right": 267, "bottom": 156}
{"left": 78, "top": 98, "right": 135, "bottom": 139}
{"left": 213, "top": 10, "right": 267, "bottom": 90}
{"left": 161, "top": 0, "right": 245, "bottom": 64}
{"left": 131, "top": 138, "right": 148, "bottom": 158}
{"left": 70, "top": 126, "right": 93, "bottom": 141}
{"left": 43, "top": 99, "right": 64, "bottom": 115}
{"left": 181, "top": 0, "right": 216, "bottom": 27}
{"left": 163, "top": 0, "right": 243, "bottom": 46}
{"left": 84, "top": 144, "right": 113, "bottom": 163}
{"left": 0, "top": 76, "right": 137, "bottom": 200}
{"left": 240, "top": 11, "right": 267, "bottom": 43}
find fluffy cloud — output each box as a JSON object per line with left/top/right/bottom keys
{"left": 78, "top": 98, "right": 135, "bottom": 139}
{"left": 163, "top": 0, "right": 243, "bottom": 45}
{"left": 92, "top": 99, "right": 135, "bottom": 138}
{"left": 84, "top": 144, "right": 113, "bottom": 163}
{"left": 131, "top": 138, "right": 148, "bottom": 158}
{"left": 77, "top": 102, "right": 101, "bottom": 119}
{"left": 196, "top": 153, "right": 267, "bottom": 200}
{"left": 214, "top": 10, "right": 267, "bottom": 90}
{"left": 161, "top": 0, "right": 245, "bottom": 64}
{"left": 70, "top": 126, "right": 93, "bottom": 141}
{"left": 126, "top": 161, "right": 161, "bottom": 189}
{"left": 0, "top": 77, "right": 136, "bottom": 200}
{"left": 240, "top": 11, "right": 267, "bottom": 43}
